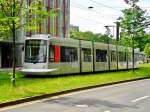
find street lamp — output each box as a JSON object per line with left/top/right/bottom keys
{"left": 104, "top": 24, "right": 119, "bottom": 70}
{"left": 104, "top": 26, "right": 111, "bottom": 36}
{"left": 88, "top": 6, "right": 94, "bottom": 9}
{"left": 132, "top": 3, "right": 136, "bottom": 71}
{"left": 104, "top": 25, "right": 112, "bottom": 70}
{"left": 115, "top": 21, "right": 120, "bottom": 70}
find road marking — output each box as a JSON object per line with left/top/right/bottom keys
{"left": 104, "top": 110, "right": 111, "bottom": 112}
{"left": 0, "top": 79, "right": 149, "bottom": 111}
{"left": 76, "top": 104, "right": 89, "bottom": 107}
{"left": 0, "top": 84, "right": 125, "bottom": 111}
{"left": 131, "top": 96, "right": 149, "bottom": 103}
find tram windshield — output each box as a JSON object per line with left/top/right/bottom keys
{"left": 25, "top": 40, "right": 47, "bottom": 63}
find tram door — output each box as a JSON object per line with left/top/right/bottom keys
{"left": 1, "top": 45, "right": 12, "bottom": 68}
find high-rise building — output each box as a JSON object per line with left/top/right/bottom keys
{"left": 47, "top": 0, "right": 70, "bottom": 38}
{"left": 24, "top": 0, "right": 70, "bottom": 38}
{"left": 0, "top": 0, "right": 70, "bottom": 68}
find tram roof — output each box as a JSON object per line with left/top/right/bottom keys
{"left": 26, "top": 34, "right": 138, "bottom": 52}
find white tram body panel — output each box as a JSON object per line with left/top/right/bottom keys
{"left": 21, "top": 34, "right": 140, "bottom": 75}
{"left": 109, "top": 44, "right": 117, "bottom": 70}
{"left": 127, "top": 47, "right": 133, "bottom": 69}
{"left": 48, "top": 37, "right": 80, "bottom": 75}
{"left": 80, "top": 40, "right": 93, "bottom": 72}
{"left": 134, "top": 48, "right": 140, "bottom": 68}
{"left": 94, "top": 42, "right": 108, "bottom": 71}
{"left": 118, "top": 45, "right": 128, "bottom": 70}
{"left": 21, "top": 35, "right": 54, "bottom": 75}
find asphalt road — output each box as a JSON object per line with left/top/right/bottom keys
{"left": 1, "top": 79, "right": 150, "bottom": 112}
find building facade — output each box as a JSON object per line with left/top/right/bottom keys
{"left": 0, "top": 0, "right": 70, "bottom": 68}
{"left": 24, "top": 0, "right": 70, "bottom": 39}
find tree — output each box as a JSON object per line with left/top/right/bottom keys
{"left": 120, "top": 6, "right": 148, "bottom": 43}
{"left": 121, "top": 0, "right": 150, "bottom": 50}
{"left": 119, "top": 0, "right": 150, "bottom": 70}
{"left": 144, "top": 43, "right": 150, "bottom": 56}
{"left": 124, "top": 0, "right": 139, "bottom": 6}
{"left": 70, "top": 31, "right": 114, "bottom": 43}
{"left": 121, "top": 1, "right": 150, "bottom": 70}
{"left": 70, "top": 31, "right": 96, "bottom": 41}
{"left": 0, "top": 0, "right": 55, "bottom": 86}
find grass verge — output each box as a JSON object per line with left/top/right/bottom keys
{"left": 0, "top": 63, "right": 150, "bottom": 103}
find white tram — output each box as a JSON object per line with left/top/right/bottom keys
{"left": 21, "top": 34, "right": 139, "bottom": 75}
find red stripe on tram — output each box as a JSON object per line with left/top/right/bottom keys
{"left": 54, "top": 45, "right": 60, "bottom": 63}
{"left": 54, "top": 0, "right": 60, "bottom": 63}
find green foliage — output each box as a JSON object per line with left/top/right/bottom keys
{"left": 0, "top": 0, "right": 55, "bottom": 86}
{"left": 70, "top": 31, "right": 115, "bottom": 44}
{"left": 137, "top": 34, "right": 150, "bottom": 50}
{"left": 0, "top": 64, "right": 150, "bottom": 102}
{"left": 144, "top": 43, "right": 150, "bottom": 56}
{"left": 0, "top": 0, "right": 56, "bottom": 38}
{"left": 118, "top": 4, "right": 150, "bottom": 50}
{"left": 124, "top": 0, "right": 139, "bottom": 6}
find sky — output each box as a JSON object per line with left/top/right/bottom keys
{"left": 70, "top": 0, "right": 150, "bottom": 34}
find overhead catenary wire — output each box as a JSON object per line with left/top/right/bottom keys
{"left": 71, "top": 0, "right": 150, "bottom": 21}
{"left": 88, "top": 0, "right": 150, "bottom": 11}
{"left": 70, "top": 1, "right": 120, "bottom": 18}
{"left": 71, "top": 1, "right": 121, "bottom": 16}
{"left": 70, "top": 1, "right": 119, "bottom": 29}
{"left": 71, "top": 16, "right": 105, "bottom": 33}
{"left": 88, "top": 0, "right": 122, "bottom": 11}
{"left": 71, "top": 0, "right": 150, "bottom": 12}
{"left": 71, "top": 14, "right": 105, "bottom": 25}
{"left": 71, "top": 0, "right": 150, "bottom": 33}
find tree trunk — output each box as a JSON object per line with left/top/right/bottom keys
{"left": 12, "top": 20, "right": 16, "bottom": 87}
{"left": 11, "top": 0, "right": 16, "bottom": 87}
{"left": 132, "top": 36, "right": 135, "bottom": 71}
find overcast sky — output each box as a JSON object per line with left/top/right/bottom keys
{"left": 70, "top": 0, "right": 150, "bottom": 34}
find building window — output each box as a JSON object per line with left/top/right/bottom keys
{"left": 82, "top": 48, "right": 92, "bottom": 62}
{"left": 128, "top": 52, "right": 132, "bottom": 62}
{"left": 61, "top": 46, "right": 78, "bottom": 62}
{"left": 96, "top": 49, "right": 107, "bottom": 62}
{"left": 134, "top": 53, "right": 139, "bottom": 62}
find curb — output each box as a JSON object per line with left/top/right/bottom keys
{"left": 0, "top": 77, "right": 150, "bottom": 108}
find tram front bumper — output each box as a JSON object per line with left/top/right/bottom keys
{"left": 20, "top": 68, "right": 57, "bottom": 75}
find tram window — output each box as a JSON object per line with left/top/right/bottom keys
{"left": 111, "top": 51, "right": 116, "bottom": 62}
{"left": 25, "top": 40, "right": 47, "bottom": 63}
{"left": 128, "top": 52, "right": 132, "bottom": 61}
{"left": 82, "top": 48, "right": 92, "bottom": 62}
{"left": 139, "top": 54, "right": 144, "bottom": 62}
{"left": 61, "top": 46, "right": 78, "bottom": 62}
{"left": 134, "top": 53, "right": 139, "bottom": 62}
{"left": 96, "top": 49, "right": 107, "bottom": 62}
{"left": 22, "top": 46, "right": 24, "bottom": 51}
{"left": 49, "top": 45, "right": 54, "bottom": 62}
{"left": 119, "top": 52, "right": 126, "bottom": 62}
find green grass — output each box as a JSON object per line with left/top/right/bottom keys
{"left": 0, "top": 63, "right": 150, "bottom": 103}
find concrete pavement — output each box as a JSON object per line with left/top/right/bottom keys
{"left": 1, "top": 79, "right": 150, "bottom": 112}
